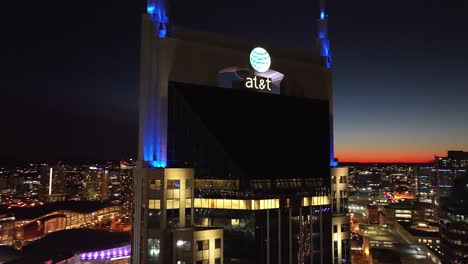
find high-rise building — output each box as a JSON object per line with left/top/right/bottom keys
{"left": 438, "top": 151, "right": 468, "bottom": 263}
{"left": 435, "top": 151, "right": 468, "bottom": 207}
{"left": 131, "top": 0, "right": 338, "bottom": 263}
{"left": 40, "top": 163, "right": 67, "bottom": 202}
{"left": 331, "top": 168, "right": 350, "bottom": 264}
{"left": 414, "top": 165, "right": 436, "bottom": 204}
{"left": 82, "top": 167, "right": 109, "bottom": 201}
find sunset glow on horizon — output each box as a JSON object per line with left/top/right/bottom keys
{"left": 335, "top": 149, "right": 446, "bottom": 163}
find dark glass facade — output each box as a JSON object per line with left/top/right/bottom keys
{"left": 168, "top": 82, "right": 330, "bottom": 185}
{"left": 166, "top": 82, "right": 332, "bottom": 263}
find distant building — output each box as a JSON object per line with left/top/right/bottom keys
{"left": 414, "top": 166, "right": 436, "bottom": 204}
{"left": 82, "top": 167, "right": 109, "bottom": 201}
{"left": 394, "top": 222, "right": 441, "bottom": 256}
{"left": 380, "top": 201, "right": 437, "bottom": 227}
{"left": 0, "top": 201, "right": 120, "bottom": 248}
{"left": 40, "top": 163, "right": 67, "bottom": 202}
{"left": 366, "top": 205, "right": 379, "bottom": 225}
{"left": 12, "top": 229, "right": 130, "bottom": 263}
{"left": 435, "top": 151, "right": 468, "bottom": 207}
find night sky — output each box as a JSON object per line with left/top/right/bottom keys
{"left": 2, "top": 0, "right": 468, "bottom": 163}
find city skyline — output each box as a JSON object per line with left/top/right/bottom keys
{"left": 3, "top": 0, "right": 468, "bottom": 163}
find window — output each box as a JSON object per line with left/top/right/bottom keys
{"left": 149, "top": 179, "right": 161, "bottom": 190}
{"left": 339, "top": 176, "right": 347, "bottom": 183}
{"left": 333, "top": 241, "right": 338, "bottom": 264}
{"left": 148, "top": 238, "right": 160, "bottom": 262}
{"left": 176, "top": 240, "right": 191, "bottom": 251}
{"left": 167, "top": 180, "right": 180, "bottom": 189}
{"left": 333, "top": 225, "right": 338, "bottom": 233}
{"left": 148, "top": 199, "right": 161, "bottom": 209}
{"left": 215, "top": 258, "right": 222, "bottom": 264}
{"left": 341, "top": 223, "right": 349, "bottom": 232}
{"left": 331, "top": 176, "right": 336, "bottom": 184}
{"left": 186, "top": 179, "right": 192, "bottom": 189}
{"left": 340, "top": 190, "right": 347, "bottom": 198}
{"left": 341, "top": 239, "right": 351, "bottom": 264}
{"left": 197, "top": 240, "right": 209, "bottom": 251}
{"left": 215, "top": 238, "right": 221, "bottom": 249}
{"left": 333, "top": 198, "right": 337, "bottom": 213}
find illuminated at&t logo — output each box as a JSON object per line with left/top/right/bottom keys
{"left": 249, "top": 47, "right": 271, "bottom": 73}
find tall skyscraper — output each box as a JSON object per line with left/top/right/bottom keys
{"left": 132, "top": 0, "right": 338, "bottom": 263}
{"left": 82, "top": 167, "right": 109, "bottom": 201}
{"left": 40, "top": 163, "right": 67, "bottom": 202}
{"left": 438, "top": 151, "right": 468, "bottom": 263}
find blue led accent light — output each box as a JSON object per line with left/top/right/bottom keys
{"left": 147, "top": 1, "right": 168, "bottom": 38}
{"left": 147, "top": 5, "right": 155, "bottom": 14}
{"left": 320, "top": 10, "right": 325, "bottom": 20}
{"left": 149, "top": 160, "right": 167, "bottom": 168}
{"left": 331, "top": 161, "right": 339, "bottom": 168}
{"left": 317, "top": 7, "right": 332, "bottom": 69}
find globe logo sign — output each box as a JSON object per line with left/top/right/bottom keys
{"left": 249, "top": 47, "right": 271, "bottom": 73}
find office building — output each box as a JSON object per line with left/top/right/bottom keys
{"left": 132, "top": 0, "right": 337, "bottom": 263}
{"left": 82, "top": 166, "right": 109, "bottom": 201}
{"left": 439, "top": 151, "right": 468, "bottom": 264}
{"left": 331, "top": 167, "right": 350, "bottom": 264}
{"left": 40, "top": 163, "right": 67, "bottom": 202}
{"left": 435, "top": 151, "right": 468, "bottom": 207}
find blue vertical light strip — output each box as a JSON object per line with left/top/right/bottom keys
{"left": 147, "top": 0, "right": 168, "bottom": 38}
{"left": 318, "top": 1, "right": 335, "bottom": 167}
{"left": 317, "top": 5, "right": 332, "bottom": 69}
{"left": 141, "top": 0, "right": 168, "bottom": 168}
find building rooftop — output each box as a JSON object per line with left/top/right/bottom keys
{"left": 9, "top": 229, "right": 130, "bottom": 264}
{"left": 1, "top": 201, "right": 114, "bottom": 220}
{"left": 399, "top": 222, "right": 439, "bottom": 238}
{"left": 0, "top": 245, "right": 21, "bottom": 263}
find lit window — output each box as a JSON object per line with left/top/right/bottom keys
{"left": 148, "top": 200, "right": 160, "bottom": 209}
{"left": 167, "top": 180, "right": 180, "bottom": 189}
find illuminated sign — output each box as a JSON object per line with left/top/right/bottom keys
{"left": 245, "top": 76, "right": 272, "bottom": 91}
{"left": 249, "top": 47, "right": 271, "bottom": 73}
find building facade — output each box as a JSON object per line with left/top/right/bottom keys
{"left": 132, "top": 0, "right": 338, "bottom": 263}
{"left": 331, "top": 168, "right": 350, "bottom": 264}
{"left": 438, "top": 151, "right": 468, "bottom": 264}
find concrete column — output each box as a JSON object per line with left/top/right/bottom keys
{"left": 289, "top": 207, "right": 292, "bottom": 264}
{"left": 267, "top": 209, "right": 270, "bottom": 264}
{"left": 310, "top": 206, "right": 314, "bottom": 264}
{"left": 278, "top": 208, "right": 282, "bottom": 264}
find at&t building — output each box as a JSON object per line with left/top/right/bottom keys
{"left": 132, "top": 0, "right": 350, "bottom": 263}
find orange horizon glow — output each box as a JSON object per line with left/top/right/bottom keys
{"left": 335, "top": 150, "right": 440, "bottom": 163}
